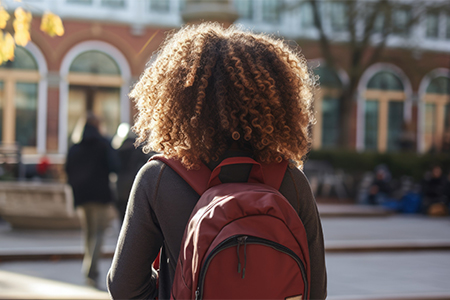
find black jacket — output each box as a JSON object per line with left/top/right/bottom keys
{"left": 66, "top": 124, "right": 119, "bottom": 206}
{"left": 116, "top": 138, "right": 152, "bottom": 204}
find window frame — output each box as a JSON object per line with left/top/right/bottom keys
{"left": 363, "top": 89, "right": 406, "bottom": 152}
{"left": 0, "top": 45, "right": 44, "bottom": 155}
{"left": 425, "top": 11, "right": 439, "bottom": 39}
{"left": 329, "top": 1, "right": 348, "bottom": 33}
{"left": 261, "top": 0, "right": 280, "bottom": 24}
{"left": 0, "top": 69, "right": 40, "bottom": 154}
{"left": 391, "top": 6, "right": 412, "bottom": 37}
{"left": 421, "top": 76, "right": 450, "bottom": 152}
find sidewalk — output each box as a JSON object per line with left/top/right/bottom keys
{"left": 322, "top": 213, "right": 450, "bottom": 252}
{"left": 2, "top": 251, "right": 450, "bottom": 300}
{"left": 0, "top": 219, "right": 119, "bottom": 262}
{"left": 1, "top": 204, "right": 450, "bottom": 299}
{"left": 2, "top": 206, "right": 449, "bottom": 259}
{"left": 0, "top": 269, "right": 109, "bottom": 300}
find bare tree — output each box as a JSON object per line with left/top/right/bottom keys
{"left": 283, "top": 0, "right": 444, "bottom": 149}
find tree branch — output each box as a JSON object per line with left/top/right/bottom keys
{"left": 366, "top": 4, "right": 393, "bottom": 69}
{"left": 309, "top": 0, "right": 335, "bottom": 69}
{"left": 348, "top": 0, "right": 357, "bottom": 50}
{"left": 359, "top": 0, "right": 387, "bottom": 54}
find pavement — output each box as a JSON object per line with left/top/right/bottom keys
{"left": 0, "top": 204, "right": 450, "bottom": 300}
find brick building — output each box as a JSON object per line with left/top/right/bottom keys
{"left": 1, "top": 0, "right": 449, "bottom": 172}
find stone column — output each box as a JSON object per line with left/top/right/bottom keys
{"left": 181, "top": 0, "right": 239, "bottom": 27}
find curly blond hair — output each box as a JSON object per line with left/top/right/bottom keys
{"left": 132, "top": 23, "right": 316, "bottom": 169}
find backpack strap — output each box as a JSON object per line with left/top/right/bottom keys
{"left": 150, "top": 154, "right": 211, "bottom": 195}
{"left": 261, "top": 159, "right": 289, "bottom": 190}
{"left": 208, "top": 157, "right": 288, "bottom": 190}
{"left": 150, "top": 155, "right": 288, "bottom": 194}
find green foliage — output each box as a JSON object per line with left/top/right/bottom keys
{"left": 307, "top": 150, "right": 450, "bottom": 180}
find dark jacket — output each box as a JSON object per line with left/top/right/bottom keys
{"left": 66, "top": 124, "right": 119, "bottom": 207}
{"left": 422, "top": 176, "right": 446, "bottom": 200}
{"left": 116, "top": 138, "right": 152, "bottom": 204}
{"left": 107, "top": 151, "right": 327, "bottom": 300}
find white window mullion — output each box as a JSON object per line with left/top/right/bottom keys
{"left": 439, "top": 11, "right": 446, "bottom": 40}
{"left": 253, "top": 0, "right": 262, "bottom": 23}
{"left": 37, "top": 77, "right": 48, "bottom": 154}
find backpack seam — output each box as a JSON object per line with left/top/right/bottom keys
{"left": 288, "top": 168, "right": 301, "bottom": 214}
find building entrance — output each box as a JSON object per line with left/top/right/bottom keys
{"left": 68, "top": 85, "right": 120, "bottom": 144}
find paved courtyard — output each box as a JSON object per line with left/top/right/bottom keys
{"left": 1, "top": 251, "right": 450, "bottom": 300}
{"left": 1, "top": 208, "right": 450, "bottom": 299}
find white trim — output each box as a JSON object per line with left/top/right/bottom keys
{"left": 356, "top": 63, "right": 413, "bottom": 151}
{"left": 417, "top": 68, "right": 450, "bottom": 153}
{"left": 59, "top": 41, "right": 131, "bottom": 154}
{"left": 24, "top": 42, "right": 48, "bottom": 155}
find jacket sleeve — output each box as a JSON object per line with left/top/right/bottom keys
{"left": 285, "top": 167, "right": 327, "bottom": 300}
{"left": 106, "top": 142, "right": 121, "bottom": 174}
{"left": 107, "top": 161, "right": 164, "bottom": 299}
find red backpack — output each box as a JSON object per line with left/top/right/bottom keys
{"left": 152, "top": 155, "right": 311, "bottom": 300}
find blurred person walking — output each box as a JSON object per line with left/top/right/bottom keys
{"left": 66, "top": 112, "right": 119, "bottom": 288}
{"left": 112, "top": 123, "right": 153, "bottom": 224}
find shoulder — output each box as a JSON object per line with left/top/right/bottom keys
{"left": 136, "top": 159, "right": 167, "bottom": 182}
{"left": 285, "top": 165, "right": 311, "bottom": 189}
{"left": 135, "top": 158, "right": 186, "bottom": 189}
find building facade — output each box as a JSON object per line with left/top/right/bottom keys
{"left": 1, "top": 0, "right": 449, "bottom": 171}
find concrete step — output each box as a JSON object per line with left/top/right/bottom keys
{"left": 2, "top": 214, "right": 450, "bottom": 261}
{"left": 326, "top": 239, "right": 450, "bottom": 253}
{"left": 2, "top": 240, "right": 450, "bottom": 262}
{"left": 318, "top": 204, "right": 393, "bottom": 217}
{"left": 0, "top": 245, "right": 115, "bottom": 262}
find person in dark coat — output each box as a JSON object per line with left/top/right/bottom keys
{"left": 367, "top": 166, "right": 392, "bottom": 205}
{"left": 421, "top": 165, "right": 447, "bottom": 214}
{"left": 114, "top": 125, "right": 153, "bottom": 224}
{"left": 444, "top": 171, "right": 450, "bottom": 209}
{"left": 66, "top": 112, "right": 119, "bottom": 288}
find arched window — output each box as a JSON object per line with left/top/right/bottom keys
{"left": 67, "top": 50, "right": 122, "bottom": 141}
{"left": 422, "top": 76, "right": 450, "bottom": 152}
{"left": 426, "top": 76, "right": 450, "bottom": 94}
{"left": 69, "top": 51, "right": 120, "bottom": 75}
{"left": 367, "top": 71, "right": 404, "bottom": 91}
{"left": 315, "top": 66, "right": 343, "bottom": 89}
{"left": 0, "top": 46, "right": 39, "bottom": 149}
{"left": 364, "top": 71, "right": 406, "bottom": 152}
{"left": 312, "top": 65, "right": 343, "bottom": 149}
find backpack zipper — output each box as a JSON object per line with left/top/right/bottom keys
{"left": 194, "top": 235, "right": 238, "bottom": 300}
{"left": 195, "top": 235, "right": 308, "bottom": 300}
{"left": 236, "top": 235, "right": 247, "bottom": 277}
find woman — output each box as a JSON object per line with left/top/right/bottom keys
{"left": 108, "top": 23, "right": 327, "bottom": 299}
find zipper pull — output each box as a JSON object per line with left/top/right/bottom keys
{"left": 237, "top": 236, "right": 248, "bottom": 278}
{"left": 242, "top": 237, "right": 248, "bottom": 279}
{"left": 195, "top": 287, "right": 200, "bottom": 300}
{"left": 237, "top": 236, "right": 248, "bottom": 244}
{"left": 237, "top": 239, "right": 241, "bottom": 273}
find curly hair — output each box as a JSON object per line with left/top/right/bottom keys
{"left": 131, "top": 23, "right": 316, "bottom": 169}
